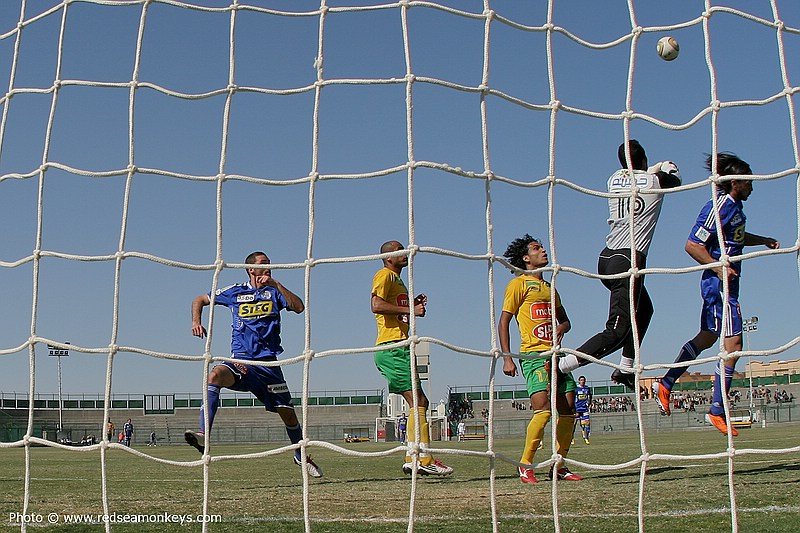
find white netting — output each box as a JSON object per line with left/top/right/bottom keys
{"left": 1, "top": 1, "right": 800, "bottom": 532}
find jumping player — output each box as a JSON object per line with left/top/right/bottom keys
{"left": 499, "top": 235, "right": 582, "bottom": 483}
{"left": 574, "top": 376, "right": 592, "bottom": 445}
{"left": 558, "top": 140, "right": 681, "bottom": 390}
{"left": 371, "top": 240, "right": 453, "bottom": 476}
{"left": 185, "top": 251, "right": 322, "bottom": 477}
{"left": 652, "top": 153, "right": 779, "bottom": 436}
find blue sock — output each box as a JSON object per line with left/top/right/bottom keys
{"left": 286, "top": 424, "right": 303, "bottom": 460}
{"left": 661, "top": 340, "right": 700, "bottom": 390}
{"left": 710, "top": 362, "right": 736, "bottom": 416}
{"left": 199, "top": 383, "right": 221, "bottom": 433}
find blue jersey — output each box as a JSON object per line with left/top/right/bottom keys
{"left": 123, "top": 422, "right": 134, "bottom": 436}
{"left": 689, "top": 193, "right": 746, "bottom": 279}
{"left": 211, "top": 282, "right": 289, "bottom": 359}
{"left": 575, "top": 384, "right": 592, "bottom": 413}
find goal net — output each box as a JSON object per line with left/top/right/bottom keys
{"left": 1, "top": 1, "right": 799, "bottom": 532}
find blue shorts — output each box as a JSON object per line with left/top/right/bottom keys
{"left": 700, "top": 275, "right": 742, "bottom": 337}
{"left": 576, "top": 411, "right": 590, "bottom": 423}
{"left": 220, "top": 355, "right": 294, "bottom": 412}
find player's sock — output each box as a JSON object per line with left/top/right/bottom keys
{"left": 415, "top": 407, "right": 433, "bottom": 466}
{"left": 285, "top": 423, "right": 304, "bottom": 461}
{"left": 405, "top": 409, "right": 416, "bottom": 464}
{"left": 661, "top": 340, "right": 700, "bottom": 390}
{"left": 558, "top": 354, "right": 580, "bottom": 374}
{"left": 199, "top": 383, "right": 221, "bottom": 433}
{"left": 582, "top": 420, "right": 591, "bottom": 440}
{"left": 619, "top": 356, "right": 634, "bottom": 369}
{"left": 710, "top": 362, "right": 736, "bottom": 416}
{"left": 520, "top": 409, "right": 550, "bottom": 464}
{"left": 555, "top": 413, "right": 575, "bottom": 462}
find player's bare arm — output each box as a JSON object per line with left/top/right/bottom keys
{"left": 267, "top": 278, "right": 305, "bottom": 314}
{"left": 498, "top": 310, "right": 518, "bottom": 377}
{"left": 685, "top": 240, "right": 737, "bottom": 279}
{"left": 191, "top": 294, "right": 210, "bottom": 338}
{"left": 371, "top": 294, "right": 426, "bottom": 317}
{"left": 743, "top": 232, "right": 779, "bottom": 249}
{"left": 554, "top": 306, "right": 571, "bottom": 345}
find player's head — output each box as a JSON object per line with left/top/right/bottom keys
{"left": 380, "top": 240, "right": 408, "bottom": 271}
{"left": 618, "top": 139, "right": 647, "bottom": 170}
{"left": 245, "top": 251, "right": 271, "bottom": 283}
{"left": 578, "top": 375, "right": 586, "bottom": 385}
{"left": 504, "top": 235, "right": 547, "bottom": 271}
{"left": 705, "top": 152, "right": 753, "bottom": 199}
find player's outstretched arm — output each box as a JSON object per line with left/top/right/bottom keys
{"left": 743, "top": 232, "right": 779, "bottom": 249}
{"left": 191, "top": 294, "right": 210, "bottom": 338}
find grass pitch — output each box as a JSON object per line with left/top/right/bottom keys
{"left": 1, "top": 424, "right": 799, "bottom": 532}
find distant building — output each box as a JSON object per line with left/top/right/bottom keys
{"left": 747, "top": 358, "right": 800, "bottom": 378}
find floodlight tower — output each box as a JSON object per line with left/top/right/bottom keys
{"left": 743, "top": 317, "right": 758, "bottom": 410}
{"left": 47, "top": 342, "right": 70, "bottom": 432}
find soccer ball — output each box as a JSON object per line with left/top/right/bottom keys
{"left": 657, "top": 36, "right": 679, "bottom": 61}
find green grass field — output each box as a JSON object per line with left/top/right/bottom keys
{"left": 1, "top": 424, "right": 799, "bottom": 532}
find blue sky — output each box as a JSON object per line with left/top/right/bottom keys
{"left": 0, "top": 0, "right": 798, "bottom": 405}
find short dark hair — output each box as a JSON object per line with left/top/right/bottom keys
{"left": 705, "top": 152, "right": 751, "bottom": 193}
{"left": 245, "top": 251, "right": 267, "bottom": 264}
{"left": 503, "top": 234, "right": 540, "bottom": 270}
{"left": 618, "top": 139, "right": 647, "bottom": 170}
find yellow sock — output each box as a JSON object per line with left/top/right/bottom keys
{"left": 405, "top": 410, "right": 416, "bottom": 463}
{"left": 521, "top": 410, "right": 550, "bottom": 465}
{"left": 416, "top": 407, "right": 432, "bottom": 466}
{"left": 404, "top": 407, "right": 432, "bottom": 465}
{"left": 555, "top": 413, "right": 575, "bottom": 468}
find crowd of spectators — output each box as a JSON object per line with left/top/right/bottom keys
{"left": 510, "top": 400, "right": 528, "bottom": 411}
{"left": 750, "top": 387, "right": 795, "bottom": 404}
{"left": 589, "top": 396, "right": 635, "bottom": 413}
{"left": 448, "top": 396, "right": 475, "bottom": 421}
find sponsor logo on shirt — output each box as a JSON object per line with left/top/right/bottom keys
{"left": 529, "top": 302, "right": 551, "bottom": 319}
{"left": 238, "top": 301, "right": 274, "bottom": 318}
{"left": 609, "top": 175, "right": 650, "bottom": 189}
{"left": 533, "top": 322, "right": 553, "bottom": 342}
{"left": 236, "top": 294, "right": 255, "bottom": 303}
{"left": 695, "top": 227, "right": 711, "bottom": 242}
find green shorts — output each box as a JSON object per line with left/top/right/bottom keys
{"left": 375, "top": 345, "right": 420, "bottom": 394}
{"left": 519, "top": 352, "right": 576, "bottom": 397}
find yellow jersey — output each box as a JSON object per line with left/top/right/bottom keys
{"left": 372, "top": 267, "right": 410, "bottom": 344}
{"left": 502, "top": 275, "right": 562, "bottom": 353}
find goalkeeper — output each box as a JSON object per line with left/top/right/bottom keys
{"left": 185, "top": 251, "right": 322, "bottom": 478}
{"left": 558, "top": 139, "right": 682, "bottom": 390}
{"left": 371, "top": 240, "right": 453, "bottom": 476}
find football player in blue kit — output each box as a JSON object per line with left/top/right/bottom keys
{"left": 574, "top": 376, "right": 592, "bottom": 445}
{"left": 652, "top": 153, "right": 779, "bottom": 436}
{"left": 185, "top": 251, "right": 322, "bottom": 477}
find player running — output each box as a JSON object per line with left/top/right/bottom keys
{"left": 371, "top": 240, "right": 453, "bottom": 476}
{"left": 651, "top": 153, "right": 779, "bottom": 436}
{"left": 574, "top": 376, "right": 592, "bottom": 445}
{"left": 185, "top": 251, "right": 322, "bottom": 477}
{"left": 499, "top": 235, "right": 583, "bottom": 483}
{"left": 558, "top": 140, "right": 681, "bottom": 390}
